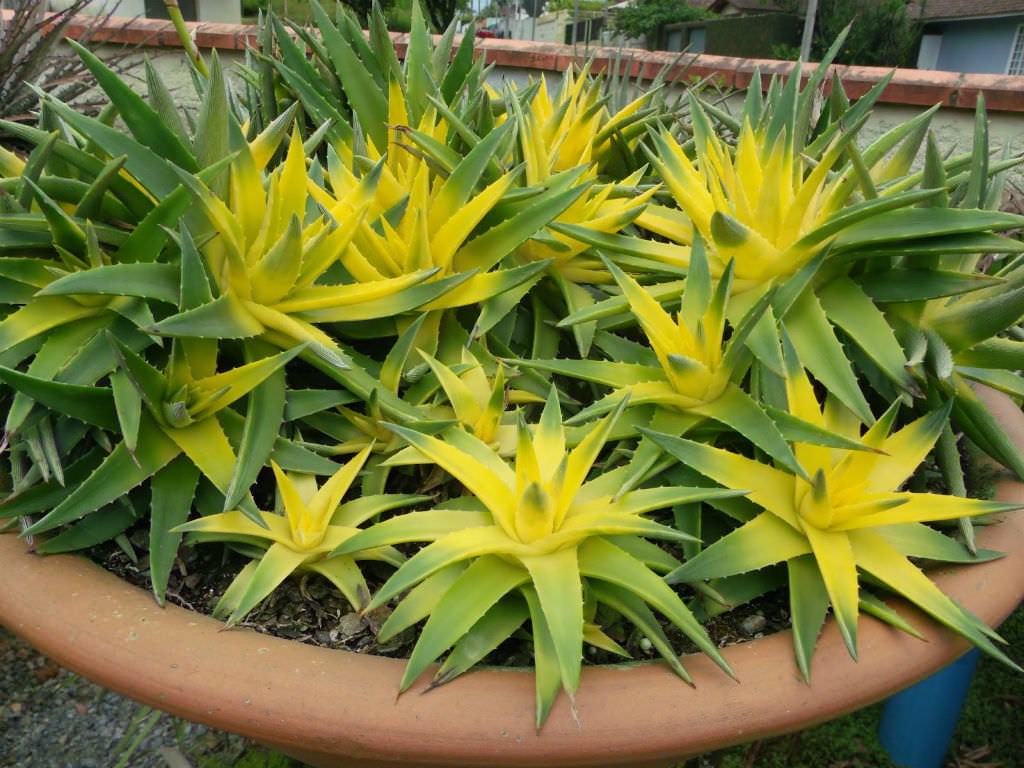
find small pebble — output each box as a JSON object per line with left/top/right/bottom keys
{"left": 314, "top": 630, "right": 334, "bottom": 645}
{"left": 740, "top": 614, "right": 767, "bottom": 636}
{"left": 339, "top": 612, "right": 367, "bottom": 638}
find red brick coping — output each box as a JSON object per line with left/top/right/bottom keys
{"left": 12, "top": 9, "right": 1024, "bottom": 112}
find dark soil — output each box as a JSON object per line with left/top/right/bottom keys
{"left": 89, "top": 532, "right": 794, "bottom": 671}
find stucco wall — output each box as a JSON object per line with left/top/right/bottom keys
{"left": 932, "top": 17, "right": 1024, "bottom": 75}
{"left": 49, "top": 0, "right": 241, "bottom": 23}
{"left": 510, "top": 11, "right": 567, "bottom": 45}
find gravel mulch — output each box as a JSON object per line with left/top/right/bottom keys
{"left": 0, "top": 626, "right": 266, "bottom": 768}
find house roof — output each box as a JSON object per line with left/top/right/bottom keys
{"left": 912, "top": 0, "right": 1024, "bottom": 20}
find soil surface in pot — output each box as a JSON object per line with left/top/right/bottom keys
{"left": 87, "top": 534, "right": 793, "bottom": 668}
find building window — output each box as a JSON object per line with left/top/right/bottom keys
{"left": 688, "top": 27, "right": 707, "bottom": 54}
{"left": 146, "top": 0, "right": 197, "bottom": 19}
{"left": 1008, "top": 25, "right": 1024, "bottom": 75}
{"left": 917, "top": 33, "right": 942, "bottom": 71}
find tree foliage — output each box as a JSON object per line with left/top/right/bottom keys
{"left": 421, "top": 0, "right": 469, "bottom": 30}
{"left": 778, "top": 0, "right": 923, "bottom": 67}
{"left": 612, "top": 0, "right": 709, "bottom": 41}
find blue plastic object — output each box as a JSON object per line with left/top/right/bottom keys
{"left": 877, "top": 649, "right": 980, "bottom": 768}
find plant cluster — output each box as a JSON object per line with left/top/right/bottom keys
{"left": 1, "top": 3, "right": 1023, "bottom": 729}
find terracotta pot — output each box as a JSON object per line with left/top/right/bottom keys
{"left": 2, "top": 391, "right": 1024, "bottom": 768}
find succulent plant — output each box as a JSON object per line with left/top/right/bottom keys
{"left": 644, "top": 335, "right": 1021, "bottom": 679}
{"left": 335, "top": 390, "right": 743, "bottom": 724}
{"left": 1, "top": 8, "right": 1021, "bottom": 733}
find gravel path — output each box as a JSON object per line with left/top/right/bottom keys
{"left": 0, "top": 626, "right": 267, "bottom": 768}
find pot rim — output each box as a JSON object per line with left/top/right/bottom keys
{"left": 1, "top": 392, "right": 1023, "bottom": 768}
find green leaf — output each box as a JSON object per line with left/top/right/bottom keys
{"left": 222, "top": 343, "right": 287, "bottom": 514}
{"left": 400, "top": 555, "right": 528, "bottom": 692}
{"left": 873, "top": 523, "right": 1003, "bottom": 564}
{"left": 0, "top": 366, "right": 117, "bottom": 430}
{"left": 110, "top": 369, "right": 142, "bottom": 455}
{"left": 964, "top": 95, "right": 988, "bottom": 210}
{"left": 851, "top": 528, "right": 1019, "bottom": 670}
{"left": 333, "top": 508, "right": 491, "bottom": 557}
{"left": 0, "top": 449, "right": 104, "bottom": 519}
{"left": 766, "top": 405, "right": 874, "bottom": 452}
{"left": 4, "top": 315, "right": 111, "bottom": 435}
{"left": 150, "top": 293, "right": 264, "bottom": 339}
{"left": 520, "top": 584, "right": 564, "bottom": 728}
{"left": 818, "top": 277, "right": 916, "bottom": 393}
{"left": 548, "top": 223, "right": 690, "bottom": 269}
{"left": 377, "top": 563, "right": 469, "bottom": 641}
{"left": 22, "top": 178, "right": 85, "bottom": 257}
{"left": 311, "top": 0, "right": 387, "bottom": 151}
{"left": 113, "top": 185, "right": 192, "bottom": 264}
{"left": 219, "top": 408, "right": 340, "bottom": 475}
{"left": 665, "top": 511, "right": 810, "bottom": 583}
{"left": 40, "top": 96, "right": 183, "bottom": 198}
{"left": 956, "top": 338, "right": 1024, "bottom": 370}
{"left": 432, "top": 122, "right": 513, "bottom": 230}
{"left": 0, "top": 257, "right": 57, "bottom": 289}
{"left": 955, "top": 367, "right": 1024, "bottom": 399}
{"left": 788, "top": 554, "right": 829, "bottom": 682}
{"left": 298, "top": 270, "right": 475, "bottom": 323}
{"left": 34, "top": 501, "right": 137, "bottom": 554}
{"left": 441, "top": 23, "right": 476, "bottom": 104}
{"left": 932, "top": 286, "right": 1024, "bottom": 354}
{"left": 431, "top": 594, "right": 529, "bottom": 689}
{"left": 272, "top": 59, "right": 353, "bottom": 148}
{"left": 193, "top": 51, "right": 231, "bottom": 192}
{"left": 952, "top": 376, "right": 1024, "bottom": 479}
{"left": 74, "top": 155, "right": 129, "bottom": 221}
{"left": 579, "top": 536, "right": 732, "bottom": 677}
{"left": 520, "top": 548, "right": 583, "bottom": 696}
{"left": 858, "top": 590, "right": 924, "bottom": 639}
{"left": 785, "top": 289, "right": 874, "bottom": 424}
{"left": 144, "top": 58, "right": 191, "bottom": 145}
{"left": 832, "top": 208, "right": 1024, "bottom": 254}
{"left": 23, "top": 416, "right": 180, "bottom": 535}
{"left": 404, "top": 0, "right": 432, "bottom": 126}
{"left": 514, "top": 357, "right": 664, "bottom": 390}
{"left": 453, "top": 185, "right": 590, "bottom": 274}
{"left": 364, "top": 525, "right": 516, "bottom": 608}
{"left": 693, "top": 385, "right": 808, "bottom": 480}
{"left": 0, "top": 118, "right": 152, "bottom": 218}
{"left": 224, "top": 543, "right": 311, "bottom": 626}
{"left": 587, "top": 577, "right": 690, "bottom": 680}
{"left": 16, "top": 130, "right": 59, "bottom": 211}
{"left": 859, "top": 269, "right": 1004, "bottom": 302}
{"left": 37, "top": 264, "right": 179, "bottom": 304}
{"left": 284, "top": 389, "right": 358, "bottom": 420}
{"left": 149, "top": 456, "right": 200, "bottom": 605}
